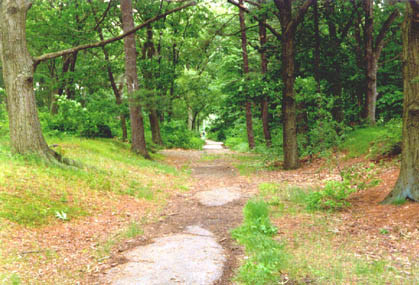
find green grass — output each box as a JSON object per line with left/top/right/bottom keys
{"left": 0, "top": 273, "right": 21, "bottom": 285}
{"left": 0, "top": 135, "right": 187, "bottom": 227}
{"left": 96, "top": 220, "right": 144, "bottom": 260}
{"left": 256, "top": 182, "right": 419, "bottom": 284}
{"left": 339, "top": 122, "right": 402, "bottom": 159}
{"left": 231, "top": 199, "right": 288, "bottom": 284}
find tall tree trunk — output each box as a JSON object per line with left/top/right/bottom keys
{"left": 143, "top": 24, "right": 163, "bottom": 145}
{"left": 65, "top": 51, "right": 78, "bottom": 99}
{"left": 313, "top": 0, "right": 321, "bottom": 90}
{"left": 0, "top": 0, "right": 55, "bottom": 158}
{"left": 94, "top": 18, "right": 128, "bottom": 141}
{"left": 383, "top": 1, "right": 419, "bottom": 203}
{"left": 258, "top": 0, "right": 272, "bottom": 147}
{"left": 364, "top": 0, "right": 376, "bottom": 124}
{"left": 239, "top": 0, "right": 255, "bottom": 149}
{"left": 325, "top": 0, "right": 344, "bottom": 122}
{"left": 120, "top": 0, "right": 149, "bottom": 158}
{"left": 282, "top": 36, "right": 298, "bottom": 169}
{"left": 363, "top": 0, "right": 399, "bottom": 124}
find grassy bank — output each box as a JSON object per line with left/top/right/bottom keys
{"left": 0, "top": 135, "right": 189, "bottom": 284}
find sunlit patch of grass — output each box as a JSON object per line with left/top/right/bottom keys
{"left": 262, "top": 184, "right": 419, "bottom": 284}
{"left": 0, "top": 134, "right": 190, "bottom": 283}
{"left": 339, "top": 126, "right": 389, "bottom": 158}
{"left": 0, "top": 273, "right": 21, "bottom": 285}
{"left": 200, "top": 154, "right": 222, "bottom": 161}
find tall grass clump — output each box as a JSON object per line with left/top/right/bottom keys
{"left": 231, "top": 200, "right": 288, "bottom": 284}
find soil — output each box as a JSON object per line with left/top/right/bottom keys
{"left": 95, "top": 146, "right": 256, "bottom": 284}
{"left": 92, "top": 146, "right": 417, "bottom": 284}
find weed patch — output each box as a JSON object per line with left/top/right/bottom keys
{"left": 232, "top": 200, "right": 288, "bottom": 284}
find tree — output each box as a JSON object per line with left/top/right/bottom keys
{"left": 257, "top": 0, "right": 272, "bottom": 147}
{"left": 383, "top": 0, "right": 419, "bottom": 203}
{"left": 0, "top": 0, "right": 194, "bottom": 161}
{"left": 238, "top": 0, "right": 255, "bottom": 149}
{"left": 121, "top": 0, "right": 149, "bottom": 158}
{"left": 354, "top": 0, "right": 399, "bottom": 124}
{"left": 274, "top": 0, "right": 313, "bottom": 169}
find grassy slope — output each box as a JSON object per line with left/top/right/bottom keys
{"left": 231, "top": 125, "right": 417, "bottom": 284}
{"left": 0, "top": 135, "right": 189, "bottom": 284}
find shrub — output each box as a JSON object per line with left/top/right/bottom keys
{"left": 368, "top": 119, "right": 402, "bottom": 159}
{"left": 40, "top": 94, "right": 121, "bottom": 138}
{"left": 305, "top": 181, "right": 356, "bottom": 211}
{"left": 161, "top": 120, "right": 204, "bottom": 149}
{"left": 232, "top": 200, "right": 287, "bottom": 284}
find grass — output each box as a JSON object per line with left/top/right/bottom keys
{"left": 96, "top": 220, "right": 144, "bottom": 260}
{"left": 231, "top": 199, "right": 288, "bottom": 284}
{"left": 0, "top": 134, "right": 190, "bottom": 283}
{"left": 0, "top": 135, "right": 186, "bottom": 226}
{"left": 246, "top": 182, "right": 419, "bottom": 284}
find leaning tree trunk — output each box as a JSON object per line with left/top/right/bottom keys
{"left": 121, "top": 0, "right": 149, "bottom": 158}
{"left": 0, "top": 0, "right": 55, "bottom": 159}
{"left": 383, "top": 1, "right": 419, "bottom": 203}
{"left": 239, "top": 0, "right": 255, "bottom": 149}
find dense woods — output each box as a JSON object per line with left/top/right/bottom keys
{"left": 0, "top": 0, "right": 418, "bottom": 283}
{"left": 0, "top": 0, "right": 417, "bottom": 197}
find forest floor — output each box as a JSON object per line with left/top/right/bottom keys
{"left": 0, "top": 139, "right": 418, "bottom": 284}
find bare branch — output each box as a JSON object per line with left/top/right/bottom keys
{"left": 33, "top": 1, "right": 196, "bottom": 66}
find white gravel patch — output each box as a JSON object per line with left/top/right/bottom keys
{"left": 107, "top": 226, "right": 225, "bottom": 285}
{"left": 195, "top": 187, "right": 241, "bottom": 206}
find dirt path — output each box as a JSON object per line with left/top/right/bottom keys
{"left": 100, "top": 142, "right": 255, "bottom": 284}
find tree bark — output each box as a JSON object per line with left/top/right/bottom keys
{"left": 0, "top": 0, "right": 54, "bottom": 158}
{"left": 364, "top": 0, "right": 376, "bottom": 124}
{"left": 274, "top": 0, "right": 313, "bottom": 169}
{"left": 313, "top": 0, "right": 321, "bottom": 90}
{"left": 239, "top": 0, "right": 255, "bottom": 149}
{"left": 258, "top": 0, "right": 272, "bottom": 147}
{"left": 383, "top": 1, "right": 419, "bottom": 203}
{"left": 121, "top": 0, "right": 150, "bottom": 158}
{"left": 363, "top": 1, "right": 399, "bottom": 124}
{"left": 143, "top": 24, "right": 163, "bottom": 145}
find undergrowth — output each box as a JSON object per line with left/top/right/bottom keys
{"left": 231, "top": 200, "right": 288, "bottom": 284}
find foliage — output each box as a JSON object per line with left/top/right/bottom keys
{"left": 305, "top": 181, "right": 356, "bottom": 211}
{"left": 232, "top": 200, "right": 288, "bottom": 284}
{"left": 368, "top": 119, "right": 402, "bottom": 159}
{"left": 161, "top": 120, "right": 204, "bottom": 149}
{"left": 0, "top": 103, "right": 8, "bottom": 137}
{"left": 41, "top": 94, "right": 122, "bottom": 139}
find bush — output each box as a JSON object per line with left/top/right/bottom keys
{"left": 161, "top": 120, "right": 204, "bottom": 149}
{"left": 305, "top": 181, "right": 356, "bottom": 211}
{"left": 41, "top": 94, "right": 121, "bottom": 138}
{"left": 231, "top": 200, "right": 287, "bottom": 284}
{"left": 368, "top": 119, "right": 402, "bottom": 159}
